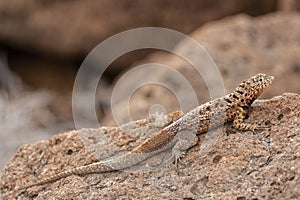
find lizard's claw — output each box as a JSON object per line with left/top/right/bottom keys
{"left": 255, "top": 124, "right": 271, "bottom": 130}
{"left": 172, "top": 150, "right": 186, "bottom": 169}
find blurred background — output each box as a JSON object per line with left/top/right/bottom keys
{"left": 0, "top": 0, "right": 299, "bottom": 174}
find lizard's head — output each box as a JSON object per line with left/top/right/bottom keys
{"left": 235, "top": 73, "right": 274, "bottom": 105}
{"left": 247, "top": 73, "right": 274, "bottom": 91}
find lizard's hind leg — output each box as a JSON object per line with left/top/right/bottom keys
{"left": 170, "top": 130, "right": 199, "bottom": 168}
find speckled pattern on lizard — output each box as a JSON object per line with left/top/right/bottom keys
{"left": 5, "top": 73, "right": 274, "bottom": 197}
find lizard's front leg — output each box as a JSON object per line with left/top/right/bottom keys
{"left": 233, "top": 106, "right": 259, "bottom": 131}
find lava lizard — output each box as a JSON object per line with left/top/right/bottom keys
{"left": 7, "top": 73, "right": 274, "bottom": 195}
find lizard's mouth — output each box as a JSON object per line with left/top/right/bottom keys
{"left": 265, "top": 75, "right": 274, "bottom": 86}
{"left": 259, "top": 74, "right": 274, "bottom": 89}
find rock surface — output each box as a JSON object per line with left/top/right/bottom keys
{"left": 1, "top": 93, "right": 299, "bottom": 199}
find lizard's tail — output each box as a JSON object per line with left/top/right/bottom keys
{"left": 2, "top": 162, "right": 116, "bottom": 198}
{"left": 5, "top": 152, "right": 149, "bottom": 197}
{"left": 17, "top": 162, "right": 115, "bottom": 191}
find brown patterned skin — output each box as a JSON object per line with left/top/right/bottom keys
{"left": 7, "top": 73, "right": 274, "bottom": 196}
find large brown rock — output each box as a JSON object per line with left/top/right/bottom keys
{"left": 0, "top": 0, "right": 276, "bottom": 59}
{"left": 101, "top": 12, "right": 300, "bottom": 125}
{"left": 277, "top": 0, "right": 300, "bottom": 11}
{"left": 0, "top": 93, "right": 299, "bottom": 199}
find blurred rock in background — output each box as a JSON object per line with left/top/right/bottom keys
{"left": 277, "top": 0, "right": 300, "bottom": 11}
{"left": 0, "top": 0, "right": 276, "bottom": 59}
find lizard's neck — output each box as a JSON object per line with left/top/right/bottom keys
{"left": 228, "top": 86, "right": 263, "bottom": 107}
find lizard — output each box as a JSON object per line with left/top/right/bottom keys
{"left": 6, "top": 73, "right": 274, "bottom": 196}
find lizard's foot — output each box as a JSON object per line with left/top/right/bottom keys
{"left": 234, "top": 122, "right": 258, "bottom": 132}
{"left": 172, "top": 149, "right": 186, "bottom": 168}
{"left": 236, "top": 123, "right": 271, "bottom": 134}
{"left": 158, "top": 149, "right": 185, "bottom": 169}
{"left": 247, "top": 123, "right": 271, "bottom": 132}
{"left": 255, "top": 123, "right": 272, "bottom": 130}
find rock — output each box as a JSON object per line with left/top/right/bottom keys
{"left": 0, "top": 0, "right": 276, "bottom": 60}
{"left": 277, "top": 0, "right": 300, "bottom": 11}
{"left": 101, "top": 12, "right": 300, "bottom": 125}
{"left": 0, "top": 93, "right": 299, "bottom": 199}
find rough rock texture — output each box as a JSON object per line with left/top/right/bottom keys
{"left": 101, "top": 12, "right": 300, "bottom": 125}
{"left": 0, "top": 0, "right": 276, "bottom": 59}
{"left": 1, "top": 93, "right": 299, "bottom": 199}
